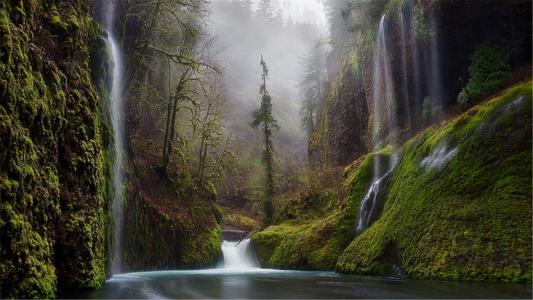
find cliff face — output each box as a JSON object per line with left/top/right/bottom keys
{"left": 253, "top": 81, "right": 532, "bottom": 282}
{"left": 121, "top": 151, "right": 222, "bottom": 271}
{"left": 0, "top": 1, "right": 109, "bottom": 298}
{"left": 309, "top": 60, "right": 370, "bottom": 168}
{"left": 337, "top": 81, "right": 532, "bottom": 281}
{"left": 309, "top": 0, "right": 531, "bottom": 168}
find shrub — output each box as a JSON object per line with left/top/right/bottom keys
{"left": 413, "top": 5, "right": 431, "bottom": 43}
{"left": 457, "top": 44, "right": 510, "bottom": 104}
{"left": 422, "top": 97, "right": 442, "bottom": 119}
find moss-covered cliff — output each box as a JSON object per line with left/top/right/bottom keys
{"left": 337, "top": 81, "right": 532, "bottom": 281}
{"left": 122, "top": 159, "right": 222, "bottom": 271}
{"left": 0, "top": 0, "right": 109, "bottom": 298}
{"left": 311, "top": 0, "right": 531, "bottom": 168}
{"left": 253, "top": 81, "right": 532, "bottom": 282}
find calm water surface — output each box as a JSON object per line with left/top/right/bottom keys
{"left": 64, "top": 268, "right": 531, "bottom": 299}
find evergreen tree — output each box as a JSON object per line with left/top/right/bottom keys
{"left": 257, "top": 0, "right": 275, "bottom": 23}
{"left": 251, "top": 55, "right": 279, "bottom": 225}
{"left": 299, "top": 41, "right": 326, "bottom": 134}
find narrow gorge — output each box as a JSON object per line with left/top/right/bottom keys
{"left": 0, "top": 0, "right": 531, "bottom": 299}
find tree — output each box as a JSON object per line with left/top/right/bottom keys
{"left": 257, "top": 0, "right": 275, "bottom": 22}
{"left": 193, "top": 69, "right": 235, "bottom": 199}
{"left": 299, "top": 41, "right": 326, "bottom": 134}
{"left": 457, "top": 44, "right": 510, "bottom": 104}
{"left": 251, "top": 55, "right": 279, "bottom": 225}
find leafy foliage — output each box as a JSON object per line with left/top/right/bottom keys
{"left": 458, "top": 44, "right": 511, "bottom": 104}
{"left": 413, "top": 4, "right": 431, "bottom": 43}
{"left": 422, "top": 96, "right": 442, "bottom": 120}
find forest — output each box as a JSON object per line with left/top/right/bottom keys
{"left": 0, "top": 0, "right": 531, "bottom": 299}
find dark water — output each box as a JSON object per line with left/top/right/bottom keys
{"left": 63, "top": 269, "right": 531, "bottom": 299}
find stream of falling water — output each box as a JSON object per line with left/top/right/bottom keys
{"left": 356, "top": 2, "right": 444, "bottom": 235}
{"left": 220, "top": 238, "right": 260, "bottom": 270}
{"left": 104, "top": 1, "right": 125, "bottom": 275}
{"left": 356, "top": 15, "right": 398, "bottom": 236}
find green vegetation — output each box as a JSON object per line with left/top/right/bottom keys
{"left": 251, "top": 55, "right": 280, "bottom": 226}
{"left": 224, "top": 214, "right": 259, "bottom": 231}
{"left": 299, "top": 41, "right": 326, "bottom": 134}
{"left": 254, "top": 82, "right": 532, "bottom": 282}
{"left": 338, "top": 81, "right": 532, "bottom": 281}
{"left": 252, "top": 152, "right": 384, "bottom": 270}
{"left": 458, "top": 44, "right": 511, "bottom": 104}
{"left": 422, "top": 96, "right": 442, "bottom": 120}
{"left": 413, "top": 4, "right": 431, "bottom": 43}
{"left": 0, "top": 1, "right": 109, "bottom": 297}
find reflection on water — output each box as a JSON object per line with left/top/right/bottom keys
{"left": 63, "top": 269, "right": 531, "bottom": 299}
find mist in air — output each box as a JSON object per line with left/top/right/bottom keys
{"left": 207, "top": 0, "right": 329, "bottom": 161}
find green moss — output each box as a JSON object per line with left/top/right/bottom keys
{"left": 350, "top": 51, "right": 359, "bottom": 73}
{"left": 0, "top": 1, "right": 110, "bottom": 297}
{"left": 122, "top": 192, "right": 224, "bottom": 271}
{"left": 255, "top": 82, "right": 531, "bottom": 282}
{"left": 384, "top": 0, "right": 404, "bottom": 17}
{"left": 251, "top": 150, "right": 388, "bottom": 270}
{"left": 337, "top": 81, "right": 532, "bottom": 282}
{"left": 224, "top": 213, "right": 258, "bottom": 231}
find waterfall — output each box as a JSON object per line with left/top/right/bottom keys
{"left": 220, "top": 238, "right": 260, "bottom": 269}
{"left": 399, "top": 11, "right": 412, "bottom": 133}
{"left": 108, "top": 35, "right": 125, "bottom": 275}
{"left": 103, "top": 1, "right": 125, "bottom": 275}
{"left": 355, "top": 3, "right": 444, "bottom": 236}
{"left": 356, "top": 155, "right": 397, "bottom": 235}
{"left": 428, "top": 14, "right": 444, "bottom": 114}
{"left": 355, "top": 15, "right": 398, "bottom": 236}
{"left": 371, "top": 15, "right": 397, "bottom": 149}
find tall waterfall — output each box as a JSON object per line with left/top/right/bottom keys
{"left": 355, "top": 16, "right": 398, "bottom": 236}
{"left": 356, "top": 2, "right": 443, "bottom": 235}
{"left": 103, "top": 1, "right": 125, "bottom": 275}
{"left": 371, "top": 15, "right": 397, "bottom": 150}
{"left": 220, "top": 239, "right": 259, "bottom": 269}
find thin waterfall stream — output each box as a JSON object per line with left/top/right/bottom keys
{"left": 104, "top": 2, "right": 125, "bottom": 275}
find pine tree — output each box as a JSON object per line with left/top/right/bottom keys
{"left": 251, "top": 54, "right": 279, "bottom": 225}
{"left": 299, "top": 41, "right": 326, "bottom": 135}
{"left": 257, "top": 0, "right": 275, "bottom": 23}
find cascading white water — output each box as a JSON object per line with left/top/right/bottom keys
{"left": 220, "top": 239, "right": 259, "bottom": 269}
{"left": 108, "top": 34, "right": 125, "bottom": 275}
{"left": 356, "top": 155, "right": 397, "bottom": 234}
{"left": 371, "top": 15, "right": 397, "bottom": 150}
{"left": 356, "top": 3, "right": 445, "bottom": 236}
{"left": 421, "top": 143, "right": 457, "bottom": 170}
{"left": 355, "top": 15, "right": 399, "bottom": 236}
{"left": 103, "top": 1, "right": 125, "bottom": 275}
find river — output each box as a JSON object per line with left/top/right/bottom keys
{"left": 64, "top": 238, "right": 531, "bottom": 299}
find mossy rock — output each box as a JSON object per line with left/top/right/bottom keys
{"left": 253, "top": 81, "right": 531, "bottom": 283}
{"left": 337, "top": 81, "right": 532, "bottom": 282}
{"left": 251, "top": 149, "right": 390, "bottom": 270}
{"left": 0, "top": 1, "right": 110, "bottom": 297}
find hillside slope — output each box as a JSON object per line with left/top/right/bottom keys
{"left": 252, "top": 81, "right": 532, "bottom": 282}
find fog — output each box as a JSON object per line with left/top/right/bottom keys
{"left": 207, "top": 0, "right": 329, "bottom": 161}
